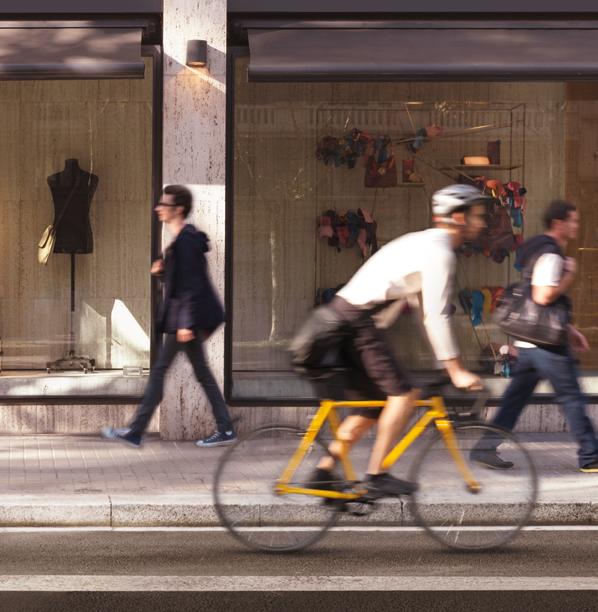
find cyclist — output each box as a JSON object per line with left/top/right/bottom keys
{"left": 290, "top": 184, "right": 489, "bottom": 498}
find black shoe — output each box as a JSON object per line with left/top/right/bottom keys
{"left": 580, "top": 460, "right": 598, "bottom": 473}
{"left": 364, "top": 473, "right": 418, "bottom": 498}
{"left": 307, "top": 468, "right": 342, "bottom": 507}
{"left": 308, "top": 467, "right": 339, "bottom": 490}
{"left": 470, "top": 449, "right": 513, "bottom": 470}
{"left": 101, "top": 426, "right": 142, "bottom": 448}
{"left": 195, "top": 430, "right": 237, "bottom": 447}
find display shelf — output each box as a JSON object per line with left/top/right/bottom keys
{"left": 440, "top": 164, "right": 521, "bottom": 172}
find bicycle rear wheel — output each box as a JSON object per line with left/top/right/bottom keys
{"left": 409, "top": 423, "right": 537, "bottom": 550}
{"left": 214, "top": 425, "right": 339, "bottom": 552}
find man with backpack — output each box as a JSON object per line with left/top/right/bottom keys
{"left": 474, "top": 200, "right": 598, "bottom": 472}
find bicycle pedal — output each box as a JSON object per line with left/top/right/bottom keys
{"left": 324, "top": 498, "right": 351, "bottom": 512}
{"left": 346, "top": 500, "right": 376, "bottom": 517}
{"left": 357, "top": 490, "right": 386, "bottom": 503}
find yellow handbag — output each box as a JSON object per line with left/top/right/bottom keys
{"left": 37, "top": 225, "right": 56, "bottom": 265}
{"left": 37, "top": 176, "right": 80, "bottom": 265}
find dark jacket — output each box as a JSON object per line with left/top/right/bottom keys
{"left": 516, "top": 233, "right": 572, "bottom": 329}
{"left": 156, "top": 224, "right": 225, "bottom": 335}
{"left": 515, "top": 234, "right": 562, "bottom": 273}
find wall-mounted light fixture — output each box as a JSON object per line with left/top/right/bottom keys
{"left": 186, "top": 40, "right": 208, "bottom": 68}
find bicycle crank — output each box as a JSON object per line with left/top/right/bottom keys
{"left": 345, "top": 499, "right": 376, "bottom": 516}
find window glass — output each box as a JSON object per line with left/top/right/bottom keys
{"left": 232, "top": 56, "right": 594, "bottom": 400}
{"left": 0, "top": 59, "right": 153, "bottom": 394}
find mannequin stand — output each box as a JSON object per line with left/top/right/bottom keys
{"left": 47, "top": 254, "right": 95, "bottom": 374}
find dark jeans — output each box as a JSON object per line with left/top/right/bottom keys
{"left": 491, "top": 346, "right": 598, "bottom": 468}
{"left": 128, "top": 333, "right": 232, "bottom": 437}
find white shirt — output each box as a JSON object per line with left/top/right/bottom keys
{"left": 336, "top": 228, "right": 459, "bottom": 361}
{"left": 515, "top": 253, "right": 564, "bottom": 349}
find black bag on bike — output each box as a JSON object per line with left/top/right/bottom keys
{"left": 290, "top": 306, "right": 386, "bottom": 401}
{"left": 289, "top": 306, "right": 348, "bottom": 379}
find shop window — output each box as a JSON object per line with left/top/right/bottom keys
{"left": 230, "top": 55, "right": 596, "bottom": 400}
{"left": 0, "top": 59, "right": 154, "bottom": 394}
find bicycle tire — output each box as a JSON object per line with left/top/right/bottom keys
{"left": 408, "top": 422, "right": 538, "bottom": 551}
{"left": 214, "top": 425, "right": 339, "bottom": 552}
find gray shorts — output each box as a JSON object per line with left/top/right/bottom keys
{"left": 327, "top": 297, "right": 413, "bottom": 419}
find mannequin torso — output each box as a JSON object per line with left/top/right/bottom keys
{"left": 48, "top": 159, "right": 99, "bottom": 254}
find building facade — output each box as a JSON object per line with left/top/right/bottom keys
{"left": 1, "top": 1, "right": 598, "bottom": 436}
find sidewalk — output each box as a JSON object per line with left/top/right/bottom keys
{"left": 0, "top": 434, "right": 596, "bottom": 526}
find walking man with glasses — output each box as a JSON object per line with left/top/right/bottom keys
{"left": 102, "top": 185, "right": 236, "bottom": 447}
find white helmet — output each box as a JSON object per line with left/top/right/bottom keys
{"left": 432, "top": 184, "right": 491, "bottom": 223}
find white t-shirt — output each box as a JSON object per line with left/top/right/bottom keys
{"left": 336, "top": 228, "right": 459, "bottom": 361}
{"left": 515, "top": 253, "right": 564, "bottom": 349}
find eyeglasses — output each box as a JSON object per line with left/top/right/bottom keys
{"left": 156, "top": 201, "right": 179, "bottom": 208}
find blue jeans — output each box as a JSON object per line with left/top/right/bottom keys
{"left": 129, "top": 333, "right": 232, "bottom": 437}
{"left": 492, "top": 346, "right": 598, "bottom": 468}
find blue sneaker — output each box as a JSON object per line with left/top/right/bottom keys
{"left": 101, "top": 426, "right": 142, "bottom": 448}
{"left": 195, "top": 430, "right": 237, "bottom": 447}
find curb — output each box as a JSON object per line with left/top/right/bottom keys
{"left": 0, "top": 495, "right": 595, "bottom": 527}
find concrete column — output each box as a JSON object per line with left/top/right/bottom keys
{"left": 161, "top": 0, "right": 227, "bottom": 439}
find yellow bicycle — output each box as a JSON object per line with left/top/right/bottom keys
{"left": 214, "top": 387, "right": 537, "bottom": 552}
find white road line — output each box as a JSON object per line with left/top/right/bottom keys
{"left": 0, "top": 525, "right": 597, "bottom": 533}
{"left": 0, "top": 575, "right": 596, "bottom": 591}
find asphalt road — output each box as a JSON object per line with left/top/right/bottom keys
{"left": 0, "top": 527, "right": 596, "bottom": 610}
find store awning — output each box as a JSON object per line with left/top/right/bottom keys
{"left": 0, "top": 23, "right": 145, "bottom": 79}
{"left": 248, "top": 26, "right": 598, "bottom": 81}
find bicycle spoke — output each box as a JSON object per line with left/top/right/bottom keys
{"left": 409, "top": 423, "right": 537, "bottom": 550}
{"left": 214, "top": 426, "right": 338, "bottom": 552}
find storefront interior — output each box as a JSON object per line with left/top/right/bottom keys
{"left": 230, "top": 54, "right": 598, "bottom": 400}
{"left": 0, "top": 24, "right": 156, "bottom": 399}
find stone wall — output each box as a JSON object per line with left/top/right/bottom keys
{"left": 160, "top": 0, "right": 227, "bottom": 439}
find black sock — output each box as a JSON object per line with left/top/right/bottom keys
{"left": 366, "top": 472, "right": 386, "bottom": 481}
{"left": 315, "top": 467, "right": 333, "bottom": 478}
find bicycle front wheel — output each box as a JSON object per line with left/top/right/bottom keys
{"left": 214, "top": 425, "right": 339, "bottom": 552}
{"left": 409, "top": 423, "right": 538, "bottom": 550}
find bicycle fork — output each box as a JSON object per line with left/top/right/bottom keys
{"left": 435, "top": 419, "right": 481, "bottom": 494}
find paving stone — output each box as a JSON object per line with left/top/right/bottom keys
{"left": 0, "top": 434, "right": 594, "bottom": 526}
